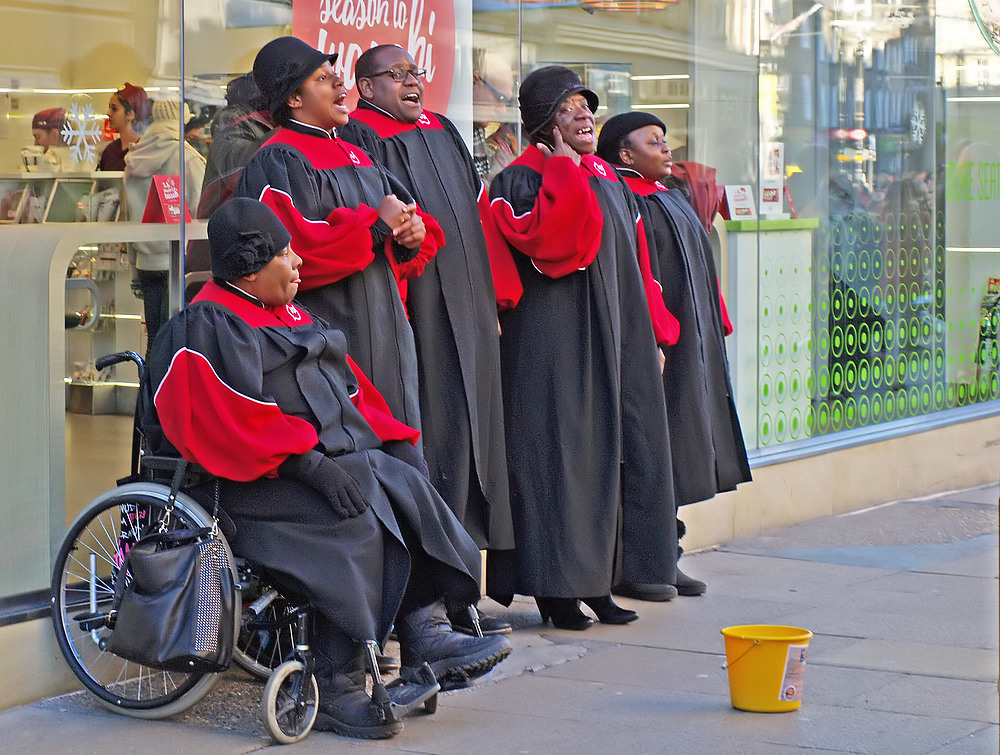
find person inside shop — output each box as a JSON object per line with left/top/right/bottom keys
{"left": 97, "top": 83, "right": 151, "bottom": 171}
{"left": 471, "top": 50, "right": 519, "bottom": 185}
{"left": 597, "top": 112, "right": 753, "bottom": 596}
{"left": 340, "top": 44, "right": 519, "bottom": 638}
{"left": 145, "top": 196, "right": 511, "bottom": 740}
{"left": 185, "top": 72, "right": 275, "bottom": 291}
{"left": 235, "top": 36, "right": 444, "bottom": 435}
{"left": 122, "top": 96, "right": 206, "bottom": 348}
{"left": 487, "top": 65, "right": 681, "bottom": 628}
{"left": 29, "top": 108, "right": 71, "bottom": 171}
{"left": 184, "top": 113, "right": 212, "bottom": 157}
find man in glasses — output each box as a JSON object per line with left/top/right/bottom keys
{"left": 341, "top": 45, "right": 519, "bottom": 637}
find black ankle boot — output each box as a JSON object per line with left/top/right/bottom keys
{"left": 581, "top": 595, "right": 638, "bottom": 624}
{"left": 397, "top": 600, "right": 512, "bottom": 686}
{"left": 313, "top": 643, "right": 402, "bottom": 739}
{"left": 535, "top": 597, "right": 593, "bottom": 631}
{"left": 448, "top": 605, "right": 513, "bottom": 636}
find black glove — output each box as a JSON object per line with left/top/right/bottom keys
{"left": 381, "top": 440, "right": 430, "bottom": 479}
{"left": 279, "top": 450, "right": 368, "bottom": 520}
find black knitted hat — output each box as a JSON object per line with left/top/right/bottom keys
{"left": 253, "top": 36, "right": 339, "bottom": 117}
{"left": 208, "top": 198, "right": 292, "bottom": 281}
{"left": 596, "top": 111, "right": 667, "bottom": 164}
{"left": 518, "top": 65, "right": 599, "bottom": 141}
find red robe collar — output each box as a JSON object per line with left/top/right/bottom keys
{"left": 512, "top": 145, "right": 620, "bottom": 182}
{"left": 350, "top": 102, "right": 444, "bottom": 137}
{"left": 622, "top": 174, "right": 670, "bottom": 197}
{"left": 264, "top": 127, "right": 373, "bottom": 170}
{"left": 193, "top": 279, "right": 313, "bottom": 328}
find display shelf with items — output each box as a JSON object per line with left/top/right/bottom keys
{"left": 65, "top": 243, "right": 145, "bottom": 414}
{"left": 0, "top": 171, "right": 122, "bottom": 224}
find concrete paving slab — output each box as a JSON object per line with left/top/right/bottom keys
{"left": 927, "top": 545, "right": 1000, "bottom": 579}
{"left": 0, "top": 704, "right": 260, "bottom": 755}
{"left": 928, "top": 723, "right": 1000, "bottom": 754}
{"left": 817, "top": 637, "right": 999, "bottom": 681}
{"left": 792, "top": 602, "right": 999, "bottom": 649}
{"left": 682, "top": 549, "right": 894, "bottom": 600}
{"left": 841, "top": 674, "right": 1000, "bottom": 723}
{"left": 434, "top": 671, "right": 983, "bottom": 755}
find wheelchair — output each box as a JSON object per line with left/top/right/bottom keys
{"left": 51, "top": 351, "right": 439, "bottom": 744}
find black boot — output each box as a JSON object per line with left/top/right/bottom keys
{"left": 397, "top": 599, "right": 512, "bottom": 687}
{"left": 313, "top": 627, "right": 402, "bottom": 739}
{"left": 448, "top": 605, "right": 513, "bottom": 636}
{"left": 674, "top": 519, "right": 706, "bottom": 596}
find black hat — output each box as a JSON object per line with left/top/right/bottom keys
{"left": 518, "top": 65, "right": 599, "bottom": 140}
{"left": 596, "top": 111, "right": 667, "bottom": 164}
{"left": 208, "top": 198, "right": 292, "bottom": 281}
{"left": 253, "top": 36, "right": 339, "bottom": 117}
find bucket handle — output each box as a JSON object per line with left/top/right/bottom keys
{"left": 721, "top": 639, "right": 759, "bottom": 670}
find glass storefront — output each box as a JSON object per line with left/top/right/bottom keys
{"left": 0, "top": 0, "right": 996, "bottom": 605}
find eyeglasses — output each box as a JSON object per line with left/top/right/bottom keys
{"left": 474, "top": 74, "right": 511, "bottom": 104}
{"left": 371, "top": 67, "right": 427, "bottom": 83}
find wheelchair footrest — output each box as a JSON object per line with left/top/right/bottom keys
{"left": 383, "top": 663, "right": 440, "bottom": 717}
{"left": 73, "top": 611, "right": 114, "bottom": 631}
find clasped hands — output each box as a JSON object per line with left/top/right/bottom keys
{"left": 378, "top": 195, "right": 425, "bottom": 249}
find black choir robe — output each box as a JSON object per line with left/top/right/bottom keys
{"left": 145, "top": 280, "right": 481, "bottom": 644}
{"left": 487, "top": 148, "right": 679, "bottom": 600}
{"left": 624, "top": 172, "right": 752, "bottom": 505}
{"left": 235, "top": 120, "right": 444, "bottom": 433}
{"left": 340, "top": 102, "right": 514, "bottom": 553}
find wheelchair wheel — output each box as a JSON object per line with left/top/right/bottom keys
{"left": 51, "top": 483, "right": 238, "bottom": 718}
{"left": 233, "top": 570, "right": 297, "bottom": 680}
{"left": 262, "top": 660, "right": 319, "bottom": 744}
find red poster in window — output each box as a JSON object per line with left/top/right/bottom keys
{"left": 142, "top": 175, "right": 191, "bottom": 224}
{"left": 293, "top": 0, "right": 455, "bottom": 114}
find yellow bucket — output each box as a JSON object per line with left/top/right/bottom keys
{"left": 721, "top": 624, "right": 813, "bottom": 712}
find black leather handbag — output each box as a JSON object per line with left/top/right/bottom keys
{"left": 109, "top": 525, "right": 235, "bottom": 673}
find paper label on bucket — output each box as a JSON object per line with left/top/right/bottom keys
{"left": 779, "top": 644, "right": 808, "bottom": 701}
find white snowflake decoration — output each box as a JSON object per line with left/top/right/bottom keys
{"left": 61, "top": 99, "right": 105, "bottom": 167}
{"left": 909, "top": 101, "right": 926, "bottom": 147}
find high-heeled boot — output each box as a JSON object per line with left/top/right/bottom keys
{"left": 534, "top": 597, "right": 593, "bottom": 631}
{"left": 581, "top": 595, "right": 638, "bottom": 624}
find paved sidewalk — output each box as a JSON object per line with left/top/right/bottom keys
{"left": 1, "top": 484, "right": 996, "bottom": 754}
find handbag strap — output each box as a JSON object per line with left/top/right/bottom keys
{"left": 159, "top": 457, "right": 222, "bottom": 539}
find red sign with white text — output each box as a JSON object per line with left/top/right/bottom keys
{"left": 142, "top": 175, "right": 190, "bottom": 224}
{"left": 293, "top": 0, "right": 456, "bottom": 114}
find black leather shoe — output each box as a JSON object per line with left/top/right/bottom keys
{"left": 612, "top": 582, "right": 678, "bottom": 602}
{"left": 448, "top": 607, "right": 513, "bottom": 636}
{"left": 535, "top": 597, "right": 593, "bottom": 631}
{"left": 581, "top": 595, "right": 638, "bottom": 624}
{"left": 674, "top": 568, "right": 707, "bottom": 596}
{"left": 377, "top": 653, "right": 400, "bottom": 674}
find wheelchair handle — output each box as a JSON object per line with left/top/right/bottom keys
{"left": 95, "top": 351, "right": 145, "bottom": 372}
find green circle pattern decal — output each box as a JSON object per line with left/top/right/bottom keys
{"left": 753, "top": 211, "right": 999, "bottom": 448}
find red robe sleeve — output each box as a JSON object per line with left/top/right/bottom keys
{"left": 478, "top": 180, "right": 523, "bottom": 309}
{"left": 719, "top": 281, "right": 734, "bottom": 336}
{"left": 490, "top": 152, "right": 604, "bottom": 278}
{"left": 345, "top": 355, "right": 420, "bottom": 445}
{"left": 153, "top": 347, "right": 319, "bottom": 481}
{"left": 258, "top": 185, "right": 377, "bottom": 291}
{"left": 635, "top": 214, "right": 680, "bottom": 346}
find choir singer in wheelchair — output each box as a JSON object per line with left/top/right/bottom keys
{"left": 143, "top": 197, "right": 511, "bottom": 740}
